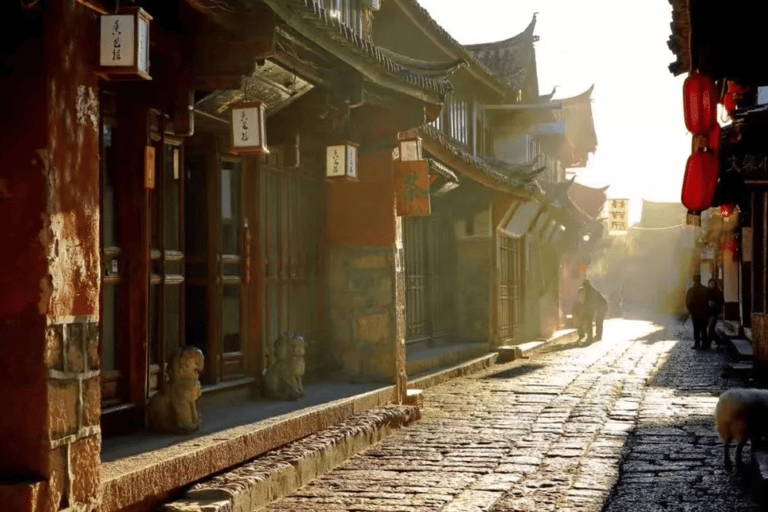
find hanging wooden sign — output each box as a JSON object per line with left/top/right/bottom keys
{"left": 394, "top": 160, "right": 430, "bottom": 216}
{"left": 144, "top": 145, "right": 156, "bottom": 189}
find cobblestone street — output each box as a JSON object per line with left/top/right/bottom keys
{"left": 262, "top": 319, "right": 763, "bottom": 511}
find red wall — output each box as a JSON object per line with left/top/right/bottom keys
{"left": 327, "top": 151, "right": 396, "bottom": 247}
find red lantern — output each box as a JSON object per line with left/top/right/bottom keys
{"left": 684, "top": 71, "right": 718, "bottom": 135}
{"left": 681, "top": 150, "right": 719, "bottom": 211}
{"left": 708, "top": 123, "right": 721, "bottom": 153}
{"left": 722, "top": 81, "right": 747, "bottom": 115}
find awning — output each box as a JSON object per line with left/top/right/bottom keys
{"left": 500, "top": 200, "right": 540, "bottom": 238}
{"left": 427, "top": 159, "right": 460, "bottom": 196}
{"left": 530, "top": 122, "right": 566, "bottom": 136}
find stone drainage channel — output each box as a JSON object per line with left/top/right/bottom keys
{"left": 164, "top": 320, "right": 764, "bottom": 512}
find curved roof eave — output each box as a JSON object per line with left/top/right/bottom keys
{"left": 260, "top": 0, "right": 452, "bottom": 103}
{"left": 392, "top": 0, "right": 521, "bottom": 98}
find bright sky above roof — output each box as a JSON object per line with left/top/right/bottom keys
{"left": 414, "top": 0, "right": 690, "bottom": 223}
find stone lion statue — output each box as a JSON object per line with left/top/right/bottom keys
{"left": 263, "top": 332, "right": 305, "bottom": 401}
{"left": 147, "top": 346, "right": 204, "bottom": 434}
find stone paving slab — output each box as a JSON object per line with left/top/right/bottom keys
{"left": 259, "top": 319, "right": 764, "bottom": 512}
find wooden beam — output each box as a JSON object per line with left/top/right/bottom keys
{"left": 192, "top": 35, "right": 276, "bottom": 82}
{"left": 75, "top": 0, "right": 108, "bottom": 14}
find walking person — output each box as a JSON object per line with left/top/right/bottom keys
{"left": 685, "top": 274, "right": 710, "bottom": 349}
{"left": 582, "top": 279, "right": 608, "bottom": 342}
{"left": 706, "top": 278, "right": 725, "bottom": 348}
{"left": 573, "top": 287, "right": 587, "bottom": 341}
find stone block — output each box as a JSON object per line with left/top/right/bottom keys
{"left": 46, "top": 445, "right": 68, "bottom": 510}
{"left": 365, "top": 349, "right": 394, "bottom": 380}
{"left": 82, "top": 377, "right": 100, "bottom": 427}
{"left": 65, "top": 322, "right": 85, "bottom": 372}
{"left": 44, "top": 324, "right": 64, "bottom": 371}
{"left": 340, "top": 349, "right": 362, "bottom": 376}
{"left": 70, "top": 434, "right": 100, "bottom": 504}
{"left": 47, "top": 379, "right": 79, "bottom": 438}
{"left": 351, "top": 254, "right": 387, "bottom": 270}
{"left": 404, "top": 388, "right": 423, "bottom": 408}
{"left": 164, "top": 499, "right": 234, "bottom": 512}
{"left": 356, "top": 313, "right": 390, "bottom": 344}
{"left": 85, "top": 321, "right": 99, "bottom": 370}
{"left": 376, "top": 276, "right": 394, "bottom": 307}
{"left": 497, "top": 345, "right": 523, "bottom": 363}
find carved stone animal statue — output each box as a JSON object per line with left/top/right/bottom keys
{"left": 715, "top": 387, "right": 768, "bottom": 470}
{"left": 263, "top": 333, "right": 306, "bottom": 401}
{"left": 147, "top": 346, "right": 204, "bottom": 434}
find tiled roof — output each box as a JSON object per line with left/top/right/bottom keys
{"left": 392, "top": 0, "right": 518, "bottom": 96}
{"left": 419, "top": 124, "right": 542, "bottom": 194}
{"left": 667, "top": 0, "right": 692, "bottom": 75}
{"left": 465, "top": 15, "right": 539, "bottom": 91}
{"left": 265, "top": 0, "right": 454, "bottom": 96}
{"left": 538, "top": 85, "right": 597, "bottom": 168}
{"left": 567, "top": 182, "right": 609, "bottom": 219}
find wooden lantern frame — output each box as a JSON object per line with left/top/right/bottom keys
{"left": 398, "top": 136, "right": 423, "bottom": 162}
{"left": 326, "top": 141, "right": 359, "bottom": 180}
{"left": 99, "top": 7, "right": 152, "bottom": 80}
{"left": 229, "top": 101, "right": 269, "bottom": 155}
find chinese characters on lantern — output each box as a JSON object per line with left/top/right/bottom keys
{"left": 325, "top": 143, "right": 358, "bottom": 179}
{"left": 230, "top": 103, "right": 267, "bottom": 154}
{"left": 100, "top": 15, "right": 134, "bottom": 67}
{"left": 112, "top": 19, "right": 122, "bottom": 62}
{"left": 99, "top": 8, "right": 152, "bottom": 80}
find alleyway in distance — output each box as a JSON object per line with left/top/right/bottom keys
{"left": 263, "top": 318, "right": 763, "bottom": 512}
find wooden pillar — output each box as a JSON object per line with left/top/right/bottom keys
{"left": 0, "top": 2, "right": 102, "bottom": 511}
{"left": 325, "top": 150, "right": 406, "bottom": 401}
{"left": 751, "top": 191, "right": 768, "bottom": 371}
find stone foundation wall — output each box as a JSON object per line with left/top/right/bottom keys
{"left": 455, "top": 237, "right": 492, "bottom": 343}
{"left": 753, "top": 313, "right": 768, "bottom": 370}
{"left": 327, "top": 246, "right": 401, "bottom": 382}
{"left": 43, "top": 317, "right": 102, "bottom": 510}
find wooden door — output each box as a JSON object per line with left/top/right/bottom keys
{"left": 497, "top": 235, "right": 523, "bottom": 343}
{"left": 99, "top": 93, "right": 126, "bottom": 409}
{"left": 147, "top": 112, "right": 186, "bottom": 392}
{"left": 259, "top": 148, "right": 322, "bottom": 374}
{"left": 185, "top": 138, "right": 250, "bottom": 384}
{"left": 403, "top": 216, "right": 430, "bottom": 344}
{"left": 427, "top": 213, "right": 457, "bottom": 342}
{"left": 220, "top": 157, "right": 248, "bottom": 380}
{"left": 404, "top": 214, "right": 457, "bottom": 346}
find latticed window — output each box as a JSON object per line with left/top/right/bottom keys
{"left": 429, "top": 93, "right": 470, "bottom": 146}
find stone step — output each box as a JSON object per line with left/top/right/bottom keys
{"left": 750, "top": 450, "right": 768, "bottom": 502}
{"left": 730, "top": 338, "right": 754, "bottom": 360}
{"left": 162, "top": 405, "right": 420, "bottom": 512}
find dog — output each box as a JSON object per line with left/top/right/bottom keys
{"left": 715, "top": 388, "right": 768, "bottom": 470}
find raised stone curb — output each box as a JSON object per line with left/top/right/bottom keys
{"left": 163, "top": 405, "right": 420, "bottom": 512}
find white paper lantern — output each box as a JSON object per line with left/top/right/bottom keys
{"left": 230, "top": 102, "right": 269, "bottom": 155}
{"left": 326, "top": 142, "right": 358, "bottom": 180}
{"left": 99, "top": 7, "right": 152, "bottom": 80}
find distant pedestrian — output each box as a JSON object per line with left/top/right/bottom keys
{"left": 706, "top": 278, "right": 725, "bottom": 348}
{"left": 573, "top": 287, "right": 587, "bottom": 341}
{"left": 582, "top": 279, "right": 608, "bottom": 341}
{"left": 685, "top": 274, "right": 710, "bottom": 349}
